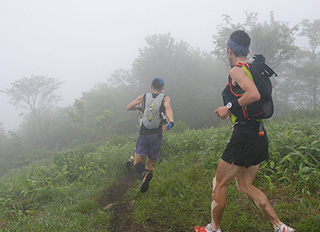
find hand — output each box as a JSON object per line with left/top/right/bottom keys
{"left": 163, "top": 122, "right": 174, "bottom": 131}
{"left": 167, "top": 122, "right": 174, "bottom": 130}
{"left": 215, "top": 106, "right": 231, "bottom": 120}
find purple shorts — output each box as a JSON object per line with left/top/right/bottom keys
{"left": 135, "top": 133, "right": 162, "bottom": 160}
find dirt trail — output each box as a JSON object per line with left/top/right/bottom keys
{"left": 99, "top": 164, "right": 150, "bottom": 232}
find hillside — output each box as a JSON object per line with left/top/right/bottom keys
{"left": 0, "top": 115, "right": 319, "bottom": 231}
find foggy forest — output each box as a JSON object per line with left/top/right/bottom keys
{"left": 0, "top": 6, "right": 319, "bottom": 232}
{"left": 1, "top": 14, "right": 319, "bottom": 167}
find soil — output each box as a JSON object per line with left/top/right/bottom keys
{"left": 99, "top": 163, "right": 150, "bottom": 232}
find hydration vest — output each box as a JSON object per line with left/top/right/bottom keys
{"left": 222, "top": 54, "right": 277, "bottom": 122}
{"left": 141, "top": 93, "right": 165, "bottom": 129}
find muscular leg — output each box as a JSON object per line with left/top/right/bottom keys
{"left": 145, "top": 157, "right": 154, "bottom": 171}
{"left": 134, "top": 153, "right": 143, "bottom": 165}
{"left": 210, "top": 159, "right": 242, "bottom": 230}
{"left": 236, "top": 165, "right": 282, "bottom": 229}
{"left": 134, "top": 153, "right": 154, "bottom": 174}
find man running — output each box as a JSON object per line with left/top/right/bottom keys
{"left": 194, "top": 30, "right": 295, "bottom": 232}
{"left": 126, "top": 77, "right": 174, "bottom": 193}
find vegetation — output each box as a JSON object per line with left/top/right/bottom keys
{"left": 128, "top": 114, "right": 320, "bottom": 232}
{"left": 0, "top": 137, "right": 134, "bottom": 231}
{"left": 0, "top": 114, "right": 319, "bottom": 231}
{"left": 1, "top": 76, "right": 64, "bottom": 146}
{"left": 1, "top": 14, "right": 319, "bottom": 160}
{"left": 212, "top": 12, "right": 298, "bottom": 68}
{"left": 0, "top": 12, "right": 319, "bottom": 232}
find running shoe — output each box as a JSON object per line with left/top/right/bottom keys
{"left": 140, "top": 171, "right": 153, "bottom": 193}
{"left": 194, "top": 224, "right": 221, "bottom": 232}
{"left": 275, "top": 224, "right": 295, "bottom": 232}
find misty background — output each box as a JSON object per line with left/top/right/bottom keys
{"left": 1, "top": 0, "right": 318, "bottom": 131}
{"left": 1, "top": 2, "right": 320, "bottom": 230}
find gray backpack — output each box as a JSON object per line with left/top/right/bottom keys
{"left": 141, "top": 93, "right": 165, "bottom": 129}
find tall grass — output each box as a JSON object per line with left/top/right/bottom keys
{"left": 0, "top": 137, "right": 135, "bottom": 231}
{"left": 128, "top": 116, "right": 320, "bottom": 232}
{"left": 0, "top": 116, "right": 319, "bottom": 231}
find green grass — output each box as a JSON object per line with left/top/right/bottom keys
{"left": 0, "top": 115, "right": 319, "bottom": 231}
{"left": 127, "top": 116, "right": 320, "bottom": 232}
{"left": 0, "top": 137, "right": 136, "bottom": 231}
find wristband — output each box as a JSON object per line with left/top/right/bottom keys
{"left": 230, "top": 99, "right": 241, "bottom": 112}
{"left": 167, "top": 122, "right": 174, "bottom": 130}
{"left": 229, "top": 100, "right": 246, "bottom": 120}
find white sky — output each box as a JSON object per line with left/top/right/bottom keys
{"left": 0, "top": 0, "right": 318, "bottom": 130}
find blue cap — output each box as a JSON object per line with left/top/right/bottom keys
{"left": 152, "top": 77, "right": 165, "bottom": 86}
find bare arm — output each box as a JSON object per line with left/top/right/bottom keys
{"left": 162, "top": 96, "right": 174, "bottom": 131}
{"left": 126, "top": 94, "right": 144, "bottom": 111}
{"left": 230, "top": 67, "right": 260, "bottom": 106}
{"left": 215, "top": 67, "right": 260, "bottom": 119}
{"left": 163, "top": 96, "right": 174, "bottom": 122}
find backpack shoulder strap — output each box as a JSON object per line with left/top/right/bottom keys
{"left": 235, "top": 61, "right": 250, "bottom": 70}
{"left": 235, "top": 62, "right": 254, "bottom": 81}
{"left": 141, "top": 93, "right": 147, "bottom": 113}
{"left": 157, "top": 93, "right": 165, "bottom": 100}
{"left": 159, "top": 93, "right": 166, "bottom": 114}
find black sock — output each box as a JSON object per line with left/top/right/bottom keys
{"left": 134, "top": 162, "right": 145, "bottom": 175}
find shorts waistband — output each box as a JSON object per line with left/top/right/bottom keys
{"left": 235, "top": 120, "right": 261, "bottom": 126}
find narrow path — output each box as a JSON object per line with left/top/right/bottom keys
{"left": 99, "top": 164, "right": 149, "bottom": 232}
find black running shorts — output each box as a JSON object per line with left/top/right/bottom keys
{"left": 221, "top": 121, "right": 269, "bottom": 168}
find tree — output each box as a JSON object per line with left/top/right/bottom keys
{"left": 275, "top": 20, "right": 320, "bottom": 112}
{"left": 131, "top": 33, "right": 226, "bottom": 128}
{"left": 66, "top": 82, "right": 137, "bottom": 141}
{"left": 107, "top": 69, "right": 136, "bottom": 88}
{"left": 212, "top": 12, "right": 298, "bottom": 68}
{"left": 40, "top": 108, "right": 81, "bottom": 150}
{"left": 2, "top": 75, "right": 64, "bottom": 146}
{"left": 132, "top": 33, "right": 188, "bottom": 91}
{"left": 0, "top": 122, "right": 6, "bottom": 149}
{"left": 291, "top": 19, "right": 320, "bottom": 110}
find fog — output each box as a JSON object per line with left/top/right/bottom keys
{"left": 0, "top": 0, "right": 318, "bottom": 131}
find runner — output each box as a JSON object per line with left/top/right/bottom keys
{"left": 126, "top": 77, "right": 174, "bottom": 193}
{"left": 194, "top": 30, "right": 295, "bottom": 232}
